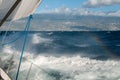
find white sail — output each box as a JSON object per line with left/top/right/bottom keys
{"left": 0, "top": 0, "right": 2, "bottom": 5}
{"left": 0, "top": 0, "right": 42, "bottom": 21}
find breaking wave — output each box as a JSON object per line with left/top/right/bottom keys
{"left": 1, "top": 51, "right": 120, "bottom": 80}
{"left": 0, "top": 31, "right": 120, "bottom": 80}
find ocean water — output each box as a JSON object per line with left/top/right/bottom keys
{"left": 0, "top": 31, "right": 120, "bottom": 80}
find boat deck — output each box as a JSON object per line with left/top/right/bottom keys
{"left": 0, "top": 68, "right": 11, "bottom": 80}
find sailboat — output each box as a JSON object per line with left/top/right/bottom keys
{"left": 0, "top": 0, "right": 42, "bottom": 79}
{"left": 0, "top": 0, "right": 42, "bottom": 27}
{"left": 0, "top": 68, "right": 11, "bottom": 80}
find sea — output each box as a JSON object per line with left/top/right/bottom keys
{"left": 0, "top": 31, "right": 120, "bottom": 80}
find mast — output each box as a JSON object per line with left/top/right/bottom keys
{"left": 0, "top": 0, "right": 21, "bottom": 27}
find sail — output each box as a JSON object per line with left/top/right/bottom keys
{"left": 0, "top": 0, "right": 42, "bottom": 21}
{"left": 0, "top": 0, "right": 2, "bottom": 5}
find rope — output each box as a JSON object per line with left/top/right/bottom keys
{"left": 26, "top": 63, "right": 33, "bottom": 80}
{"left": 15, "top": 15, "right": 33, "bottom": 80}
{"left": 1, "top": 23, "right": 11, "bottom": 44}
{"left": 26, "top": 60, "right": 48, "bottom": 73}
{"left": 0, "top": 24, "right": 28, "bottom": 46}
{"left": 0, "top": 16, "right": 32, "bottom": 46}
{"left": 1, "top": 33, "right": 24, "bottom": 46}
{"left": 1, "top": 21, "right": 13, "bottom": 45}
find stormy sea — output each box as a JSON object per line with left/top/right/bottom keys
{"left": 0, "top": 31, "right": 120, "bottom": 80}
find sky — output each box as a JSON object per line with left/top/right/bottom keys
{"left": 37, "top": 0, "right": 84, "bottom": 11}
{"left": 35, "top": 0, "right": 120, "bottom": 16}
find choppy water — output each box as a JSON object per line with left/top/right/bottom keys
{"left": 0, "top": 31, "right": 120, "bottom": 80}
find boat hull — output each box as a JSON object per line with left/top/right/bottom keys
{"left": 0, "top": 68, "right": 11, "bottom": 80}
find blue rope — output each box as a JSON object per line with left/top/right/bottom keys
{"left": 15, "top": 15, "right": 33, "bottom": 80}
{"left": 0, "top": 20, "right": 30, "bottom": 46}
{"left": 1, "top": 32, "right": 24, "bottom": 46}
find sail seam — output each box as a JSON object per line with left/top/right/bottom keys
{"left": 0, "top": 0, "right": 21, "bottom": 27}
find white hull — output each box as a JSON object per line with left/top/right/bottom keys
{"left": 0, "top": 68, "right": 11, "bottom": 80}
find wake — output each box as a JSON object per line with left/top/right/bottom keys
{"left": 0, "top": 50, "right": 120, "bottom": 80}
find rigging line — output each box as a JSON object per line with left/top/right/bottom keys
{"left": 0, "top": 0, "right": 22, "bottom": 27}
{"left": 1, "top": 21, "right": 13, "bottom": 45}
{"left": 0, "top": 17, "right": 31, "bottom": 46}
{"left": 26, "top": 60, "right": 48, "bottom": 73}
{"left": 0, "top": 21, "right": 29, "bottom": 46}
{"left": 1, "top": 32, "right": 24, "bottom": 46}
{"left": 15, "top": 15, "right": 33, "bottom": 80}
{"left": 1, "top": 23, "right": 29, "bottom": 46}
{"left": 26, "top": 63, "right": 33, "bottom": 80}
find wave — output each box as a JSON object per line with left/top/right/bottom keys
{"left": 0, "top": 31, "right": 120, "bottom": 80}
{"left": 1, "top": 53, "right": 120, "bottom": 80}
{"left": 0, "top": 46, "right": 120, "bottom": 80}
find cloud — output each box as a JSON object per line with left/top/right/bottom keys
{"left": 54, "top": 7, "right": 71, "bottom": 14}
{"left": 83, "top": 0, "right": 120, "bottom": 8}
{"left": 108, "top": 10, "right": 120, "bottom": 16}
{"left": 39, "top": 7, "right": 120, "bottom": 17}
{"left": 39, "top": 7, "right": 106, "bottom": 16}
